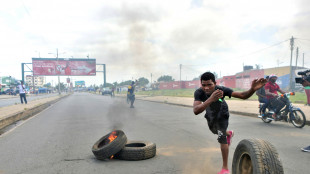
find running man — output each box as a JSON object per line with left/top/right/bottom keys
{"left": 193, "top": 72, "right": 266, "bottom": 174}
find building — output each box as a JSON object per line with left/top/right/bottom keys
{"left": 157, "top": 65, "right": 309, "bottom": 91}
{"left": 26, "top": 75, "right": 45, "bottom": 88}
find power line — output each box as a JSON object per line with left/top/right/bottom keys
{"left": 232, "top": 39, "right": 290, "bottom": 59}
{"left": 295, "top": 38, "right": 310, "bottom": 42}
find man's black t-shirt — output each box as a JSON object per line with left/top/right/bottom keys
{"left": 194, "top": 86, "right": 233, "bottom": 123}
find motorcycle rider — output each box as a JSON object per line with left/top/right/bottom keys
{"left": 264, "top": 74, "right": 287, "bottom": 120}
{"left": 256, "top": 76, "right": 269, "bottom": 117}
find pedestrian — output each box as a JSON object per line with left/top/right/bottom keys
{"left": 193, "top": 72, "right": 266, "bottom": 174}
{"left": 18, "top": 81, "right": 27, "bottom": 104}
{"left": 127, "top": 80, "right": 138, "bottom": 108}
{"left": 300, "top": 79, "right": 310, "bottom": 152}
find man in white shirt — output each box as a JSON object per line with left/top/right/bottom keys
{"left": 18, "top": 81, "right": 27, "bottom": 104}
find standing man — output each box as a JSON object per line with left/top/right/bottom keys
{"left": 301, "top": 79, "right": 310, "bottom": 152}
{"left": 193, "top": 72, "right": 266, "bottom": 174}
{"left": 18, "top": 81, "right": 27, "bottom": 104}
{"left": 127, "top": 80, "right": 138, "bottom": 108}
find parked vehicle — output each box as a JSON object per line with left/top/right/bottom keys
{"left": 102, "top": 87, "right": 112, "bottom": 96}
{"left": 259, "top": 92, "right": 306, "bottom": 128}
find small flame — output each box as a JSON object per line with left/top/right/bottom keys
{"left": 108, "top": 131, "right": 117, "bottom": 143}
{"left": 110, "top": 155, "right": 114, "bottom": 159}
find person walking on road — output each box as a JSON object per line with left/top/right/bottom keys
{"left": 18, "top": 81, "right": 27, "bottom": 104}
{"left": 127, "top": 80, "right": 138, "bottom": 108}
{"left": 193, "top": 72, "right": 266, "bottom": 174}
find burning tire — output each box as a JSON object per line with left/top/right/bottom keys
{"left": 92, "top": 130, "right": 127, "bottom": 160}
{"left": 115, "top": 141, "right": 156, "bottom": 161}
{"left": 232, "top": 139, "right": 283, "bottom": 174}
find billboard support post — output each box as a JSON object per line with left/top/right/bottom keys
{"left": 104, "top": 64, "right": 106, "bottom": 87}
{"left": 95, "top": 64, "right": 106, "bottom": 87}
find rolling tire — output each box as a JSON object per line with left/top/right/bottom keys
{"left": 115, "top": 141, "right": 156, "bottom": 161}
{"left": 232, "top": 139, "right": 283, "bottom": 174}
{"left": 92, "top": 130, "right": 127, "bottom": 160}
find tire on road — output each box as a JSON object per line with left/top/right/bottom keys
{"left": 232, "top": 139, "right": 284, "bottom": 174}
{"left": 92, "top": 130, "right": 127, "bottom": 160}
{"left": 115, "top": 141, "right": 156, "bottom": 161}
{"left": 291, "top": 110, "right": 306, "bottom": 128}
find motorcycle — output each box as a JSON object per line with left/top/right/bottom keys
{"left": 258, "top": 92, "right": 306, "bottom": 128}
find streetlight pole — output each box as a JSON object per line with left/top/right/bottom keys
{"left": 56, "top": 48, "right": 61, "bottom": 95}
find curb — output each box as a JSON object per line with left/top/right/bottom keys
{"left": 0, "top": 94, "right": 70, "bottom": 132}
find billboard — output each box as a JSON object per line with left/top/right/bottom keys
{"left": 75, "top": 81, "right": 85, "bottom": 87}
{"left": 32, "top": 58, "right": 96, "bottom": 76}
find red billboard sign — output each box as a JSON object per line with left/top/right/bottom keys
{"left": 32, "top": 58, "right": 96, "bottom": 76}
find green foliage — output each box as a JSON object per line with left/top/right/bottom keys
{"left": 157, "top": 75, "right": 174, "bottom": 82}
{"left": 43, "top": 83, "right": 51, "bottom": 88}
{"left": 119, "top": 80, "right": 132, "bottom": 86}
{"left": 136, "top": 88, "right": 308, "bottom": 104}
{"left": 138, "top": 77, "right": 149, "bottom": 86}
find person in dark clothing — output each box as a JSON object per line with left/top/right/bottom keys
{"left": 18, "top": 81, "right": 27, "bottom": 104}
{"left": 301, "top": 79, "right": 310, "bottom": 152}
{"left": 127, "top": 81, "right": 138, "bottom": 108}
{"left": 193, "top": 72, "right": 266, "bottom": 174}
{"left": 256, "top": 76, "right": 269, "bottom": 117}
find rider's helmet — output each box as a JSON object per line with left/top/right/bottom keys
{"left": 269, "top": 74, "right": 278, "bottom": 82}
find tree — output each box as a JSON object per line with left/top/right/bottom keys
{"left": 55, "top": 82, "right": 66, "bottom": 92}
{"left": 157, "top": 75, "right": 174, "bottom": 82}
{"left": 138, "top": 77, "right": 149, "bottom": 86}
{"left": 43, "top": 83, "right": 51, "bottom": 88}
{"left": 119, "top": 80, "right": 132, "bottom": 86}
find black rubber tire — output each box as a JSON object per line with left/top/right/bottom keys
{"left": 114, "top": 141, "right": 156, "bottom": 161}
{"left": 92, "top": 130, "right": 127, "bottom": 160}
{"left": 232, "top": 139, "right": 284, "bottom": 174}
{"left": 291, "top": 110, "right": 306, "bottom": 128}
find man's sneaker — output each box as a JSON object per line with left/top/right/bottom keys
{"left": 301, "top": 146, "right": 310, "bottom": 152}
{"left": 227, "top": 130, "right": 234, "bottom": 146}
{"left": 218, "top": 169, "right": 230, "bottom": 174}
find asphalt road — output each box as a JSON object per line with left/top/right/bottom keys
{"left": 0, "top": 93, "right": 59, "bottom": 108}
{"left": 0, "top": 93, "right": 309, "bottom": 174}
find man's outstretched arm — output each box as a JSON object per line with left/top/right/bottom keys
{"left": 232, "top": 78, "right": 267, "bottom": 100}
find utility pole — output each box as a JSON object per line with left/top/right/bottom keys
{"left": 179, "top": 64, "right": 182, "bottom": 88}
{"left": 295, "top": 47, "right": 299, "bottom": 67}
{"left": 289, "top": 36, "right": 294, "bottom": 91}
{"left": 292, "top": 47, "right": 299, "bottom": 90}
{"left": 303, "top": 53, "right": 305, "bottom": 67}
{"left": 151, "top": 73, "right": 152, "bottom": 85}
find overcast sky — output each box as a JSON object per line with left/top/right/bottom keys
{"left": 1, "top": 0, "right": 310, "bottom": 86}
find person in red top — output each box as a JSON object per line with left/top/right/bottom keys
{"left": 264, "top": 74, "right": 287, "bottom": 120}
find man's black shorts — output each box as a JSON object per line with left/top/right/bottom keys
{"left": 206, "top": 117, "right": 229, "bottom": 144}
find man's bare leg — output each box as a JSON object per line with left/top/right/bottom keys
{"left": 220, "top": 143, "right": 229, "bottom": 170}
